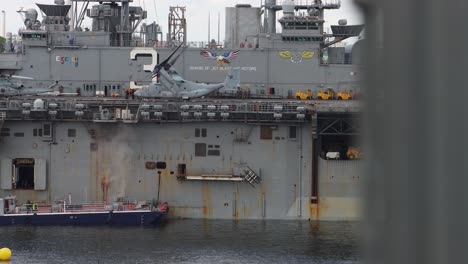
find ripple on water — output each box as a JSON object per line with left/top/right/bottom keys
{"left": 0, "top": 220, "right": 361, "bottom": 264}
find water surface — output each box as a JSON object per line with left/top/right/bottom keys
{"left": 0, "top": 220, "right": 361, "bottom": 264}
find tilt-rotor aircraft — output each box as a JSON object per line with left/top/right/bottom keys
{"left": 0, "top": 75, "right": 35, "bottom": 90}
{"left": 134, "top": 45, "right": 240, "bottom": 99}
{"left": 0, "top": 77, "right": 60, "bottom": 97}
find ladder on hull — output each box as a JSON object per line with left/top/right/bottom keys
{"left": 241, "top": 166, "right": 261, "bottom": 188}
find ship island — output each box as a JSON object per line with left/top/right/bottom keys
{"left": 0, "top": 0, "right": 363, "bottom": 222}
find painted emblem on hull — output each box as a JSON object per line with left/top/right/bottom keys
{"left": 200, "top": 50, "right": 240, "bottom": 66}
{"left": 56, "top": 56, "right": 79, "bottom": 67}
{"left": 278, "top": 51, "right": 314, "bottom": 64}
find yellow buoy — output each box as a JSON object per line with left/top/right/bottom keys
{"left": 0, "top": 247, "right": 12, "bottom": 261}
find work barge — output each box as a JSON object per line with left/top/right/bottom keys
{"left": 0, "top": 97, "right": 361, "bottom": 220}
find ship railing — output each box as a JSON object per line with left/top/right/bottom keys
{"left": 0, "top": 101, "right": 8, "bottom": 110}
{"left": 61, "top": 101, "right": 79, "bottom": 111}
{"left": 109, "top": 40, "right": 146, "bottom": 47}
{"left": 184, "top": 169, "right": 235, "bottom": 177}
{"left": 49, "top": 200, "right": 149, "bottom": 213}
{"left": 9, "top": 200, "right": 148, "bottom": 214}
{"left": 142, "top": 101, "right": 311, "bottom": 114}
{"left": 93, "top": 112, "right": 116, "bottom": 121}
{"left": 144, "top": 41, "right": 222, "bottom": 48}
{"left": 275, "top": 0, "right": 340, "bottom": 7}
{"left": 7, "top": 101, "right": 23, "bottom": 110}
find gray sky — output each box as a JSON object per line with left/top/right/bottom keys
{"left": 1, "top": 0, "right": 363, "bottom": 41}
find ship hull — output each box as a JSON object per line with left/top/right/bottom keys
{"left": 0, "top": 119, "right": 362, "bottom": 221}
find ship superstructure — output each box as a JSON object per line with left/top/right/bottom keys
{"left": 0, "top": 0, "right": 363, "bottom": 220}
{"left": 0, "top": 0, "right": 363, "bottom": 98}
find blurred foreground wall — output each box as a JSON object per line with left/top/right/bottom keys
{"left": 358, "top": 0, "right": 468, "bottom": 263}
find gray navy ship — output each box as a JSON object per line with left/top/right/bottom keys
{"left": 0, "top": 0, "right": 363, "bottom": 220}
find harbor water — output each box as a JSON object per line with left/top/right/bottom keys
{"left": 0, "top": 220, "right": 360, "bottom": 264}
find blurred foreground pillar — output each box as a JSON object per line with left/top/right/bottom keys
{"left": 358, "top": 0, "right": 468, "bottom": 263}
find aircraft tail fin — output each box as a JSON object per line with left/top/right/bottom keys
{"left": 46, "top": 80, "right": 63, "bottom": 93}
{"left": 47, "top": 80, "right": 60, "bottom": 91}
{"left": 223, "top": 68, "right": 240, "bottom": 90}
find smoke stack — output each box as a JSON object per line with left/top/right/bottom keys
{"left": 266, "top": 0, "right": 276, "bottom": 34}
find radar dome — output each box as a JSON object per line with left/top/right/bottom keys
{"left": 282, "top": 0, "right": 295, "bottom": 16}
{"left": 33, "top": 99, "right": 45, "bottom": 111}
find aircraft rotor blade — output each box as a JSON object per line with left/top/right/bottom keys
{"left": 165, "top": 47, "right": 186, "bottom": 70}
{"left": 154, "top": 43, "right": 184, "bottom": 72}
{"left": 10, "top": 75, "right": 34, "bottom": 80}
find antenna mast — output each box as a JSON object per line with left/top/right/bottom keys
{"left": 208, "top": 12, "right": 211, "bottom": 47}
{"left": 168, "top": 6, "right": 187, "bottom": 47}
{"left": 217, "top": 12, "right": 220, "bottom": 47}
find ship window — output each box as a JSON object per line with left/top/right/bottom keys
{"left": 43, "top": 123, "right": 51, "bottom": 137}
{"left": 33, "top": 128, "right": 37, "bottom": 137}
{"left": 201, "top": 128, "right": 207, "bottom": 137}
{"left": 156, "top": 162, "right": 166, "bottom": 169}
{"left": 289, "top": 126, "right": 297, "bottom": 139}
{"left": 14, "top": 133, "right": 24, "bottom": 137}
{"left": 195, "top": 143, "right": 206, "bottom": 157}
{"left": 145, "top": 162, "right": 157, "bottom": 170}
{"left": 207, "top": 150, "right": 220, "bottom": 156}
{"left": 260, "top": 126, "right": 273, "bottom": 140}
{"left": 208, "top": 145, "right": 213, "bottom": 148}
{"left": 38, "top": 129, "right": 43, "bottom": 137}
{"left": 68, "top": 129, "right": 76, "bottom": 137}
{"left": 1, "top": 128, "right": 10, "bottom": 137}
{"left": 215, "top": 145, "right": 220, "bottom": 148}
{"left": 195, "top": 128, "right": 200, "bottom": 137}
